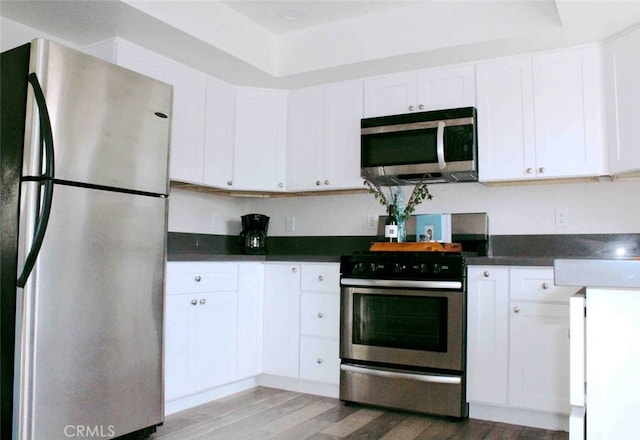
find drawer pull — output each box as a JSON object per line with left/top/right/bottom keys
{"left": 191, "top": 299, "right": 198, "bottom": 306}
{"left": 199, "top": 298, "right": 206, "bottom": 305}
{"left": 317, "top": 312, "right": 324, "bottom": 319}
{"left": 316, "top": 358, "right": 323, "bottom": 364}
{"left": 542, "top": 282, "right": 549, "bottom": 290}
{"left": 483, "top": 271, "right": 490, "bottom": 278}
{"left": 292, "top": 267, "right": 298, "bottom": 273}
{"left": 194, "top": 275, "right": 202, "bottom": 282}
{"left": 318, "top": 275, "right": 324, "bottom": 281}
{"left": 513, "top": 306, "right": 520, "bottom": 314}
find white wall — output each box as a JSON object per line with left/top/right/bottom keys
{"left": 0, "top": 17, "right": 80, "bottom": 52}
{"left": 169, "top": 179, "right": 640, "bottom": 236}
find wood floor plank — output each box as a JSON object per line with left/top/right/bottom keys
{"left": 259, "top": 398, "right": 337, "bottom": 434}
{"left": 342, "top": 410, "right": 411, "bottom": 439}
{"left": 320, "top": 408, "right": 385, "bottom": 437}
{"left": 151, "top": 387, "right": 570, "bottom": 440}
{"left": 484, "top": 422, "right": 525, "bottom": 440}
{"left": 448, "top": 418, "right": 495, "bottom": 440}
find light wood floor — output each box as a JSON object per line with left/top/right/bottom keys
{"left": 150, "top": 387, "right": 569, "bottom": 440}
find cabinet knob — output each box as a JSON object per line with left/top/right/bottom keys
{"left": 191, "top": 299, "right": 198, "bottom": 306}
{"left": 317, "top": 312, "right": 324, "bottom": 319}
{"left": 418, "top": 104, "right": 424, "bottom": 110}
{"left": 318, "top": 275, "right": 324, "bottom": 281}
{"left": 513, "top": 306, "right": 520, "bottom": 314}
{"left": 483, "top": 271, "right": 490, "bottom": 278}
{"left": 316, "top": 180, "right": 321, "bottom": 186}
{"left": 324, "top": 180, "right": 330, "bottom": 186}
{"left": 526, "top": 168, "right": 534, "bottom": 174}
{"left": 291, "top": 267, "right": 298, "bottom": 273}
{"left": 316, "top": 358, "right": 323, "bottom": 364}
{"left": 539, "top": 167, "right": 545, "bottom": 173}
{"left": 227, "top": 180, "right": 233, "bottom": 186}
{"left": 199, "top": 298, "right": 206, "bottom": 305}
{"left": 194, "top": 275, "right": 202, "bottom": 282}
{"left": 408, "top": 105, "right": 414, "bottom": 111}
{"left": 542, "top": 282, "right": 549, "bottom": 290}
{"left": 278, "top": 182, "right": 284, "bottom": 188}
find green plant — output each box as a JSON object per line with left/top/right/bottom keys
{"left": 363, "top": 175, "right": 433, "bottom": 222}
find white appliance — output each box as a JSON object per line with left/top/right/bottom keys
{"left": 1, "top": 39, "right": 172, "bottom": 439}
{"left": 569, "top": 290, "right": 586, "bottom": 440}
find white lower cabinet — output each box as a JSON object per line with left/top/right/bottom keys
{"left": 262, "top": 262, "right": 341, "bottom": 385}
{"left": 262, "top": 263, "right": 301, "bottom": 377}
{"left": 467, "top": 266, "right": 572, "bottom": 428}
{"left": 165, "top": 262, "right": 262, "bottom": 406}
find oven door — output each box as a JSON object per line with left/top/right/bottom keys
{"left": 340, "top": 281, "right": 464, "bottom": 372}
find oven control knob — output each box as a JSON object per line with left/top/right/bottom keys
{"left": 432, "top": 264, "right": 441, "bottom": 274}
{"left": 352, "top": 263, "right": 364, "bottom": 274}
{"left": 369, "top": 263, "right": 378, "bottom": 273}
{"left": 419, "top": 263, "right": 430, "bottom": 273}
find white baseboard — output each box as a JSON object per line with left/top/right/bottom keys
{"left": 164, "top": 377, "right": 258, "bottom": 416}
{"left": 257, "top": 374, "right": 339, "bottom": 398}
{"left": 469, "top": 403, "right": 570, "bottom": 431}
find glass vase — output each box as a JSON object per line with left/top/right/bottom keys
{"left": 397, "top": 219, "right": 406, "bottom": 242}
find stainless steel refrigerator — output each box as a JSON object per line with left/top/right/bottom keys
{"left": 1, "top": 39, "right": 172, "bottom": 440}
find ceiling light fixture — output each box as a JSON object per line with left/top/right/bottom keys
{"left": 278, "top": 7, "right": 303, "bottom": 21}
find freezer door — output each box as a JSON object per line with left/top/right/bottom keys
{"left": 15, "top": 184, "right": 166, "bottom": 439}
{"left": 26, "top": 39, "right": 172, "bottom": 194}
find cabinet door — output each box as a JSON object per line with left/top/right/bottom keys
{"left": 322, "top": 80, "right": 364, "bottom": 190}
{"left": 605, "top": 28, "right": 640, "bottom": 176}
{"left": 300, "top": 293, "right": 340, "bottom": 340}
{"left": 164, "top": 294, "right": 195, "bottom": 401}
{"left": 237, "top": 263, "right": 263, "bottom": 379}
{"left": 287, "top": 87, "right": 324, "bottom": 191}
{"left": 234, "top": 88, "right": 288, "bottom": 191}
{"left": 533, "top": 46, "right": 606, "bottom": 178}
{"left": 476, "top": 57, "right": 536, "bottom": 182}
{"left": 466, "top": 266, "right": 510, "bottom": 406}
{"left": 203, "top": 76, "right": 236, "bottom": 189}
{"left": 363, "top": 71, "right": 417, "bottom": 117}
{"left": 164, "top": 61, "right": 207, "bottom": 184}
{"left": 416, "top": 64, "right": 476, "bottom": 111}
{"left": 262, "top": 264, "right": 301, "bottom": 377}
{"left": 509, "top": 302, "right": 570, "bottom": 414}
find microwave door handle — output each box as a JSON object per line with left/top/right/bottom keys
{"left": 437, "top": 121, "right": 446, "bottom": 169}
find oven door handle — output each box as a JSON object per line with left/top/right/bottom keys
{"left": 340, "top": 364, "right": 461, "bottom": 385}
{"left": 340, "top": 278, "right": 462, "bottom": 290}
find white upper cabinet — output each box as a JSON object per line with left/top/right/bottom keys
{"left": 363, "top": 65, "right": 475, "bottom": 118}
{"left": 234, "top": 87, "right": 288, "bottom": 192}
{"left": 478, "top": 45, "right": 606, "bottom": 182}
{"left": 288, "top": 80, "right": 363, "bottom": 192}
{"left": 605, "top": 26, "right": 640, "bottom": 177}
{"left": 87, "top": 39, "right": 208, "bottom": 185}
{"left": 203, "top": 76, "right": 236, "bottom": 189}
{"left": 163, "top": 61, "right": 207, "bottom": 184}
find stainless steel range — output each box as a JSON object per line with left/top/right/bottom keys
{"left": 338, "top": 213, "right": 488, "bottom": 418}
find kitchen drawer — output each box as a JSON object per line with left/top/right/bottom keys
{"left": 510, "top": 267, "right": 575, "bottom": 303}
{"left": 299, "top": 337, "right": 340, "bottom": 384}
{"left": 300, "top": 263, "right": 340, "bottom": 293}
{"left": 300, "top": 293, "right": 340, "bottom": 339}
{"left": 166, "top": 262, "right": 238, "bottom": 294}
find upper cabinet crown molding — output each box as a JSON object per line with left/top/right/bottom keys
{"left": 477, "top": 45, "right": 607, "bottom": 183}
{"left": 363, "top": 64, "right": 476, "bottom": 118}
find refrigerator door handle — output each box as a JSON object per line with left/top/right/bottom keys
{"left": 27, "top": 72, "right": 55, "bottom": 178}
{"left": 17, "top": 73, "right": 56, "bottom": 288}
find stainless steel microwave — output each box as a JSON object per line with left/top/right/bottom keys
{"left": 361, "top": 107, "right": 478, "bottom": 185}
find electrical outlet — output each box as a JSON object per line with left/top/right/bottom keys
{"left": 285, "top": 216, "right": 296, "bottom": 232}
{"left": 555, "top": 208, "right": 569, "bottom": 227}
{"left": 367, "top": 214, "right": 378, "bottom": 230}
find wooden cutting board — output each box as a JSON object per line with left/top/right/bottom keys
{"left": 369, "top": 242, "right": 462, "bottom": 252}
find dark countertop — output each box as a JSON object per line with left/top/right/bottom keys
{"left": 167, "top": 232, "right": 640, "bottom": 266}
